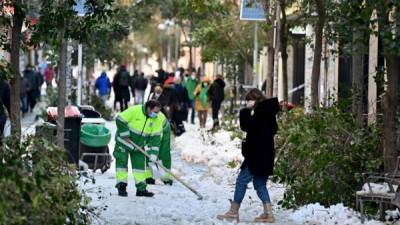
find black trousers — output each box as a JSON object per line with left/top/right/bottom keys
{"left": 211, "top": 100, "right": 222, "bottom": 120}
{"left": 28, "top": 90, "right": 38, "bottom": 111}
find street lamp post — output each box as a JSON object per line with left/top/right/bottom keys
{"left": 175, "top": 24, "right": 180, "bottom": 69}
{"left": 158, "top": 19, "right": 175, "bottom": 71}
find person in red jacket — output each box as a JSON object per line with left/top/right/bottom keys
{"left": 44, "top": 65, "right": 54, "bottom": 89}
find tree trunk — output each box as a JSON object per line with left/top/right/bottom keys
{"left": 280, "top": 0, "right": 288, "bottom": 108}
{"left": 266, "top": 16, "right": 276, "bottom": 98}
{"left": 377, "top": 1, "right": 400, "bottom": 172}
{"left": 244, "top": 57, "right": 249, "bottom": 84}
{"left": 263, "top": 0, "right": 276, "bottom": 98}
{"left": 189, "top": 45, "right": 193, "bottom": 70}
{"left": 323, "top": 37, "right": 328, "bottom": 106}
{"left": 310, "top": 0, "right": 325, "bottom": 108}
{"left": 57, "top": 34, "right": 67, "bottom": 148}
{"left": 383, "top": 56, "right": 400, "bottom": 172}
{"left": 352, "top": 30, "right": 365, "bottom": 127}
{"left": 86, "top": 58, "right": 95, "bottom": 103}
{"left": 273, "top": 3, "right": 281, "bottom": 97}
{"left": 9, "top": 3, "right": 25, "bottom": 142}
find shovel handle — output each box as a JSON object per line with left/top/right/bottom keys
{"left": 124, "top": 138, "right": 204, "bottom": 200}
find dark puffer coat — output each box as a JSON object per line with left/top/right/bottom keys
{"left": 240, "top": 97, "right": 279, "bottom": 176}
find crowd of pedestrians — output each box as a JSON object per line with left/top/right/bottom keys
{"left": 97, "top": 65, "right": 226, "bottom": 136}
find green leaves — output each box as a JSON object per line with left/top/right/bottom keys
{"left": 0, "top": 137, "right": 93, "bottom": 225}
{"left": 273, "top": 106, "right": 382, "bottom": 209}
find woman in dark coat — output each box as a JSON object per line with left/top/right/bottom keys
{"left": 217, "top": 88, "right": 279, "bottom": 223}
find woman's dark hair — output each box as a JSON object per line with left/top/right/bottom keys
{"left": 145, "top": 100, "right": 162, "bottom": 110}
{"left": 245, "top": 88, "right": 266, "bottom": 103}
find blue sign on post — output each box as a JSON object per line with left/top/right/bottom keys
{"left": 73, "top": 0, "right": 87, "bottom": 16}
{"left": 240, "top": 0, "right": 266, "bottom": 21}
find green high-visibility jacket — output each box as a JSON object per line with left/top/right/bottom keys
{"left": 115, "top": 105, "right": 167, "bottom": 156}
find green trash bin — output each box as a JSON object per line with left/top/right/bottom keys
{"left": 80, "top": 124, "right": 112, "bottom": 172}
{"left": 80, "top": 124, "right": 111, "bottom": 147}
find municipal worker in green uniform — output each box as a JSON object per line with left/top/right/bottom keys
{"left": 113, "top": 100, "right": 172, "bottom": 197}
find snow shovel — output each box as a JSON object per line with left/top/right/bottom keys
{"left": 123, "top": 138, "right": 204, "bottom": 200}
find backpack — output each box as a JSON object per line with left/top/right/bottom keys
{"left": 118, "top": 72, "right": 130, "bottom": 87}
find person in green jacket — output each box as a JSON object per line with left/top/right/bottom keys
{"left": 114, "top": 100, "right": 171, "bottom": 197}
{"left": 183, "top": 70, "right": 198, "bottom": 124}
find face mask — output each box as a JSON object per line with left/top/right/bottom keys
{"left": 203, "top": 83, "right": 208, "bottom": 87}
{"left": 149, "top": 111, "right": 158, "bottom": 118}
{"left": 247, "top": 100, "right": 256, "bottom": 108}
{"left": 191, "top": 75, "right": 196, "bottom": 79}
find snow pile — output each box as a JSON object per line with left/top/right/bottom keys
{"left": 356, "top": 183, "right": 398, "bottom": 196}
{"left": 385, "top": 209, "right": 400, "bottom": 221}
{"left": 77, "top": 121, "right": 385, "bottom": 225}
{"left": 175, "top": 124, "right": 243, "bottom": 183}
{"left": 290, "top": 203, "right": 382, "bottom": 225}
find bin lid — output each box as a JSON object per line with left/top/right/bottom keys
{"left": 47, "top": 106, "right": 81, "bottom": 118}
{"left": 81, "top": 118, "right": 106, "bottom": 124}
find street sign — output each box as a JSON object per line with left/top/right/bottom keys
{"left": 73, "top": 0, "right": 86, "bottom": 16}
{"left": 240, "top": 0, "right": 266, "bottom": 21}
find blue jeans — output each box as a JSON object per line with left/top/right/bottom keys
{"left": 21, "top": 96, "right": 28, "bottom": 114}
{"left": 189, "top": 100, "right": 195, "bottom": 124}
{"left": 233, "top": 166, "right": 271, "bottom": 204}
{"left": 100, "top": 95, "right": 108, "bottom": 106}
{"left": 135, "top": 89, "right": 145, "bottom": 105}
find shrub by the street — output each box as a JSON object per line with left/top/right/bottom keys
{"left": 0, "top": 138, "right": 93, "bottom": 225}
{"left": 221, "top": 111, "right": 243, "bottom": 140}
{"left": 89, "top": 95, "right": 113, "bottom": 121}
{"left": 273, "top": 106, "right": 382, "bottom": 209}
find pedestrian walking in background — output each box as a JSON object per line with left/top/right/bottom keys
{"left": 35, "top": 65, "right": 44, "bottom": 93}
{"left": 44, "top": 65, "right": 55, "bottom": 89}
{"left": 38, "top": 61, "right": 47, "bottom": 78}
{"left": 194, "top": 77, "right": 210, "bottom": 129}
{"left": 129, "top": 70, "right": 139, "bottom": 101}
{"left": 114, "top": 65, "right": 131, "bottom": 111}
{"left": 0, "top": 80, "right": 10, "bottom": 146}
{"left": 158, "top": 77, "right": 177, "bottom": 120}
{"left": 149, "top": 75, "right": 159, "bottom": 95}
{"left": 134, "top": 72, "right": 148, "bottom": 105}
{"left": 208, "top": 74, "right": 226, "bottom": 131}
{"left": 172, "top": 76, "right": 189, "bottom": 136}
{"left": 23, "top": 64, "right": 41, "bottom": 112}
{"left": 149, "top": 84, "right": 163, "bottom": 101}
{"left": 217, "top": 89, "right": 280, "bottom": 223}
{"left": 95, "top": 71, "right": 112, "bottom": 106}
{"left": 183, "top": 70, "right": 198, "bottom": 124}
{"left": 20, "top": 77, "right": 30, "bottom": 116}
{"left": 156, "top": 68, "right": 168, "bottom": 85}
{"left": 112, "top": 72, "right": 121, "bottom": 111}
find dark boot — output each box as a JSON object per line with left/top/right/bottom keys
{"left": 116, "top": 182, "right": 128, "bottom": 197}
{"left": 213, "top": 120, "right": 220, "bottom": 130}
{"left": 136, "top": 189, "right": 154, "bottom": 197}
{"left": 162, "top": 179, "right": 173, "bottom": 186}
{"left": 145, "top": 177, "right": 156, "bottom": 185}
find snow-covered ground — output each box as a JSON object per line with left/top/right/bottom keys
{"left": 79, "top": 121, "right": 384, "bottom": 225}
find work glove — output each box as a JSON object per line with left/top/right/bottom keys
{"left": 149, "top": 161, "right": 165, "bottom": 179}
{"left": 149, "top": 154, "right": 157, "bottom": 162}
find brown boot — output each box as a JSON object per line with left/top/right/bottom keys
{"left": 217, "top": 200, "right": 240, "bottom": 222}
{"left": 254, "top": 203, "right": 275, "bottom": 223}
